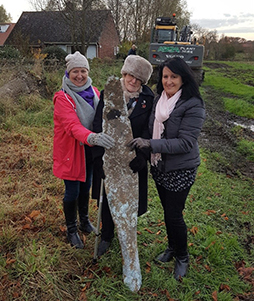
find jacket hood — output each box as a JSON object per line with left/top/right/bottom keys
{"left": 53, "top": 90, "right": 64, "bottom": 105}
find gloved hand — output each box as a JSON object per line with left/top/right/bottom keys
{"left": 129, "top": 154, "right": 147, "bottom": 173}
{"left": 87, "top": 133, "right": 115, "bottom": 149}
{"left": 126, "top": 138, "right": 151, "bottom": 150}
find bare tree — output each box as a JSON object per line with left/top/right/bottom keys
{"left": 191, "top": 23, "right": 219, "bottom": 59}
{"left": 30, "top": 0, "right": 108, "bottom": 55}
{"left": 30, "top": 0, "right": 190, "bottom": 44}
{"left": 105, "top": 0, "right": 190, "bottom": 42}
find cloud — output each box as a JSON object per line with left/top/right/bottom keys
{"left": 187, "top": 0, "right": 254, "bottom": 40}
{"left": 191, "top": 16, "right": 254, "bottom": 34}
{"left": 221, "top": 27, "right": 254, "bottom": 34}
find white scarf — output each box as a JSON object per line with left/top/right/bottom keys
{"left": 151, "top": 89, "right": 182, "bottom": 166}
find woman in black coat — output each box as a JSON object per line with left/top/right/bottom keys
{"left": 128, "top": 57, "right": 205, "bottom": 280}
{"left": 92, "top": 55, "right": 154, "bottom": 256}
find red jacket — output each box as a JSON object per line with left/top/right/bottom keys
{"left": 53, "top": 88, "right": 99, "bottom": 182}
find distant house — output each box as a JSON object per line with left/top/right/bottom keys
{"left": 0, "top": 23, "right": 15, "bottom": 46}
{"left": 5, "top": 10, "right": 120, "bottom": 59}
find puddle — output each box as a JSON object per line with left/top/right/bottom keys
{"left": 233, "top": 122, "right": 254, "bottom": 132}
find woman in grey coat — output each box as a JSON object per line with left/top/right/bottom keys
{"left": 127, "top": 57, "right": 205, "bottom": 280}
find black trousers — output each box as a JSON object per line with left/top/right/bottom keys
{"left": 155, "top": 183, "right": 191, "bottom": 257}
{"left": 100, "top": 191, "right": 115, "bottom": 242}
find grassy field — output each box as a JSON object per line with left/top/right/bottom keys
{"left": 203, "top": 61, "right": 254, "bottom": 118}
{"left": 0, "top": 59, "right": 253, "bottom": 301}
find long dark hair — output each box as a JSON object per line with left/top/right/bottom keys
{"left": 156, "top": 57, "right": 202, "bottom": 100}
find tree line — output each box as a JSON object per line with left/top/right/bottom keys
{"left": 29, "top": 0, "right": 190, "bottom": 43}
{"left": 1, "top": 1, "right": 253, "bottom": 61}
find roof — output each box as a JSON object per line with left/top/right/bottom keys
{"left": 5, "top": 10, "right": 112, "bottom": 46}
{"left": 0, "top": 23, "right": 15, "bottom": 46}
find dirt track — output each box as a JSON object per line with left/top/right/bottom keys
{"left": 199, "top": 67, "right": 254, "bottom": 179}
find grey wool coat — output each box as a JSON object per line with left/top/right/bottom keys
{"left": 149, "top": 95, "right": 206, "bottom": 172}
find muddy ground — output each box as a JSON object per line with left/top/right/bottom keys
{"left": 199, "top": 63, "right": 254, "bottom": 180}
{"left": 199, "top": 63, "right": 254, "bottom": 301}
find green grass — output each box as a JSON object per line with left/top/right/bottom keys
{"left": 223, "top": 97, "right": 254, "bottom": 118}
{"left": 203, "top": 61, "right": 254, "bottom": 117}
{"left": 204, "top": 71, "right": 254, "bottom": 102}
{"left": 237, "top": 139, "right": 254, "bottom": 161}
{"left": 0, "top": 59, "right": 253, "bottom": 301}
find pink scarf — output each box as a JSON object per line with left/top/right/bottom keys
{"left": 151, "top": 89, "right": 182, "bottom": 166}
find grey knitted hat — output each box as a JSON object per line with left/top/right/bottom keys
{"left": 65, "top": 51, "right": 90, "bottom": 73}
{"left": 121, "top": 55, "right": 153, "bottom": 84}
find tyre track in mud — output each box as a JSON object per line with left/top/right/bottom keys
{"left": 199, "top": 84, "right": 254, "bottom": 179}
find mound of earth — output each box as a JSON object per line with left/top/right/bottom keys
{"left": 0, "top": 70, "right": 49, "bottom": 99}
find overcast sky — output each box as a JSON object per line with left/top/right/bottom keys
{"left": 187, "top": 0, "right": 254, "bottom": 40}
{"left": 1, "top": 0, "right": 254, "bottom": 40}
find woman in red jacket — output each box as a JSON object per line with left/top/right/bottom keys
{"left": 53, "top": 51, "right": 114, "bottom": 249}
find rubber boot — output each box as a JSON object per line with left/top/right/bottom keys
{"left": 63, "top": 200, "right": 84, "bottom": 249}
{"left": 78, "top": 192, "right": 95, "bottom": 234}
{"left": 174, "top": 254, "right": 189, "bottom": 280}
{"left": 97, "top": 239, "right": 111, "bottom": 256}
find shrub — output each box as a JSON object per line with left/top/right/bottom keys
{"left": 117, "top": 41, "right": 150, "bottom": 60}
{"left": 221, "top": 45, "right": 236, "bottom": 59}
{"left": 42, "top": 46, "right": 67, "bottom": 64}
{"left": 117, "top": 41, "right": 132, "bottom": 59}
{"left": 136, "top": 42, "right": 150, "bottom": 60}
{"left": 0, "top": 46, "right": 21, "bottom": 59}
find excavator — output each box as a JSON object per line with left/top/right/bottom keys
{"left": 149, "top": 14, "right": 205, "bottom": 85}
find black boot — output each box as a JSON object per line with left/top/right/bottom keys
{"left": 97, "top": 239, "right": 111, "bottom": 256}
{"left": 63, "top": 201, "right": 84, "bottom": 249}
{"left": 155, "top": 246, "right": 175, "bottom": 263}
{"left": 78, "top": 192, "right": 95, "bottom": 234}
{"left": 174, "top": 254, "right": 189, "bottom": 280}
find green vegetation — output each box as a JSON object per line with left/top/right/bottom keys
{"left": 223, "top": 97, "right": 254, "bottom": 119}
{"left": 203, "top": 61, "right": 254, "bottom": 118}
{"left": 0, "top": 45, "right": 21, "bottom": 59}
{"left": 0, "top": 60, "right": 253, "bottom": 301}
{"left": 89, "top": 58, "right": 123, "bottom": 91}
{"left": 237, "top": 139, "right": 254, "bottom": 161}
{"left": 41, "top": 45, "right": 68, "bottom": 64}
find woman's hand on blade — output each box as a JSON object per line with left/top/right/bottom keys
{"left": 126, "top": 138, "right": 150, "bottom": 150}
{"left": 87, "top": 133, "right": 115, "bottom": 149}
